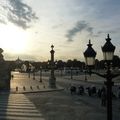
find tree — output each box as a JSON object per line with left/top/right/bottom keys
{"left": 66, "top": 59, "right": 73, "bottom": 67}
{"left": 56, "top": 60, "right": 65, "bottom": 69}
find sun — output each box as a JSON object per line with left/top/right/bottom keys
{"left": 0, "top": 23, "right": 28, "bottom": 54}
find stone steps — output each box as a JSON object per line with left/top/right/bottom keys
{"left": 0, "top": 94, "right": 44, "bottom": 120}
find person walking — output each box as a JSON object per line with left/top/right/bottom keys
{"left": 101, "top": 87, "right": 106, "bottom": 107}
{"left": 117, "top": 87, "right": 120, "bottom": 99}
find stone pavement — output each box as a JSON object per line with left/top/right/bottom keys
{"left": 1, "top": 72, "right": 119, "bottom": 120}
{"left": 0, "top": 94, "right": 44, "bottom": 120}
{"left": 12, "top": 74, "right": 119, "bottom": 120}
{"left": 26, "top": 90, "right": 120, "bottom": 120}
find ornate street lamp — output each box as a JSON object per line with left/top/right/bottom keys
{"left": 39, "top": 66, "right": 42, "bottom": 82}
{"left": 83, "top": 34, "right": 119, "bottom": 120}
{"left": 28, "top": 69, "right": 31, "bottom": 78}
{"left": 28, "top": 62, "right": 31, "bottom": 78}
{"left": 84, "top": 65, "right": 87, "bottom": 81}
{"left": 33, "top": 67, "right": 35, "bottom": 80}
{"left": 60, "top": 67, "right": 63, "bottom": 77}
{"left": 101, "top": 34, "right": 115, "bottom": 120}
{"left": 70, "top": 67, "right": 73, "bottom": 79}
{"left": 49, "top": 45, "right": 56, "bottom": 88}
{"left": 102, "top": 34, "right": 115, "bottom": 61}
{"left": 84, "top": 40, "right": 97, "bottom": 74}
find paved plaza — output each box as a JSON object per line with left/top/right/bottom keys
{"left": 26, "top": 91, "right": 120, "bottom": 120}
{"left": 0, "top": 71, "right": 120, "bottom": 120}
{"left": 10, "top": 71, "right": 63, "bottom": 93}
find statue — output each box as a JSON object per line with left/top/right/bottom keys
{"left": 0, "top": 48, "right": 4, "bottom": 61}
{"left": 0, "top": 48, "right": 11, "bottom": 91}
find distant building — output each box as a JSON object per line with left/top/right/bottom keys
{"left": 21, "top": 64, "right": 27, "bottom": 72}
{"left": 21, "top": 63, "right": 35, "bottom": 72}
{"left": 15, "top": 57, "right": 23, "bottom": 64}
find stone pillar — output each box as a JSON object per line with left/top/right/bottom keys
{"left": 0, "top": 48, "right": 11, "bottom": 91}
{"left": 49, "top": 45, "right": 56, "bottom": 88}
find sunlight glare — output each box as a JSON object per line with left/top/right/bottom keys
{"left": 0, "top": 24, "right": 28, "bottom": 54}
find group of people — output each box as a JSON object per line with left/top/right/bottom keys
{"left": 70, "top": 85, "right": 120, "bottom": 107}
{"left": 70, "top": 85, "right": 84, "bottom": 95}
{"left": 70, "top": 85, "right": 99, "bottom": 96}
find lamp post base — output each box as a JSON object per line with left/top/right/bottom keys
{"left": 49, "top": 77, "right": 56, "bottom": 88}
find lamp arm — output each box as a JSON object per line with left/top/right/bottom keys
{"left": 91, "top": 71, "right": 106, "bottom": 78}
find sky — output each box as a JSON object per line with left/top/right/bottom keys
{"left": 0, "top": 0, "right": 120, "bottom": 62}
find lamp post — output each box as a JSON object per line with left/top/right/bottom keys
{"left": 33, "top": 67, "right": 35, "bottom": 80}
{"left": 60, "top": 68, "right": 63, "bottom": 77}
{"left": 70, "top": 67, "right": 73, "bottom": 79}
{"left": 33, "top": 72, "right": 35, "bottom": 80}
{"left": 28, "top": 62, "right": 31, "bottom": 78}
{"left": 101, "top": 34, "right": 115, "bottom": 120}
{"left": 83, "top": 34, "right": 118, "bottom": 120}
{"left": 49, "top": 45, "right": 56, "bottom": 88}
{"left": 39, "top": 66, "right": 42, "bottom": 82}
{"left": 28, "top": 68, "right": 31, "bottom": 78}
{"left": 84, "top": 66, "right": 87, "bottom": 81}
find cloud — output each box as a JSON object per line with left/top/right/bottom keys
{"left": 0, "top": 0, "right": 38, "bottom": 29}
{"left": 52, "top": 23, "right": 63, "bottom": 29}
{"left": 65, "top": 20, "right": 93, "bottom": 42}
{"left": 0, "top": 19, "right": 6, "bottom": 24}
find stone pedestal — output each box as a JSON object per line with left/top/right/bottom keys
{"left": 49, "top": 77, "right": 56, "bottom": 88}
{"left": 0, "top": 48, "right": 11, "bottom": 91}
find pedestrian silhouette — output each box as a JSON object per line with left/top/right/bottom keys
{"left": 101, "top": 87, "right": 106, "bottom": 106}
{"left": 70, "top": 86, "right": 76, "bottom": 95}
{"left": 117, "top": 87, "right": 120, "bottom": 99}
